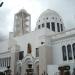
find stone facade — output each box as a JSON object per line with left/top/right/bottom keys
{"left": 0, "top": 9, "right": 75, "bottom": 75}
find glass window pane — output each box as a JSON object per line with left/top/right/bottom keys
{"left": 42, "top": 23, "right": 44, "bottom": 28}
{"left": 19, "top": 51, "right": 24, "bottom": 60}
{"left": 38, "top": 25, "right": 40, "bottom": 29}
{"left": 36, "top": 48, "right": 39, "bottom": 57}
{"left": 46, "top": 22, "right": 50, "bottom": 29}
{"left": 62, "top": 46, "right": 67, "bottom": 61}
{"left": 57, "top": 23, "right": 60, "bottom": 32}
{"left": 61, "top": 24, "right": 63, "bottom": 31}
{"left": 51, "top": 22, "right": 55, "bottom": 31}
{"left": 67, "top": 44, "right": 72, "bottom": 60}
{"left": 72, "top": 43, "right": 75, "bottom": 59}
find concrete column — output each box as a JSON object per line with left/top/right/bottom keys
{"left": 3, "top": 58, "right": 4, "bottom": 67}
{"left": 2, "top": 58, "right": 3, "bottom": 67}
{"left": 8, "top": 58, "right": 9, "bottom": 66}
{"left": 9, "top": 57, "right": 11, "bottom": 66}
{"left": 6, "top": 58, "right": 7, "bottom": 67}
{"left": 4, "top": 58, "right": 5, "bottom": 67}
{"left": 5, "top": 58, "right": 6, "bottom": 67}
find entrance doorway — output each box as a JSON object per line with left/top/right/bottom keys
{"left": 58, "top": 65, "right": 70, "bottom": 75}
{"left": 26, "top": 64, "right": 33, "bottom": 75}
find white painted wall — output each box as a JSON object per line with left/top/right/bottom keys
{"left": 47, "top": 65, "right": 59, "bottom": 75}
{"left": 0, "top": 40, "right": 9, "bottom": 53}
{"left": 52, "top": 32, "right": 75, "bottom": 65}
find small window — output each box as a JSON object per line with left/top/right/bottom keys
{"left": 28, "top": 64, "right": 32, "bottom": 68}
{"left": 27, "top": 43, "right": 32, "bottom": 54}
{"left": 60, "top": 19, "right": 61, "bottom": 21}
{"left": 42, "top": 23, "right": 44, "bottom": 28}
{"left": 57, "top": 23, "right": 60, "bottom": 32}
{"left": 67, "top": 44, "right": 72, "bottom": 60}
{"left": 38, "top": 25, "right": 40, "bottom": 29}
{"left": 19, "top": 51, "right": 24, "bottom": 60}
{"left": 39, "top": 20, "right": 40, "bottom": 22}
{"left": 72, "top": 43, "right": 75, "bottom": 59}
{"left": 52, "top": 17, "right": 54, "bottom": 19}
{"left": 41, "top": 42, "right": 44, "bottom": 45}
{"left": 36, "top": 48, "right": 39, "bottom": 57}
{"left": 46, "top": 22, "right": 50, "bottom": 29}
{"left": 51, "top": 22, "right": 55, "bottom": 31}
{"left": 62, "top": 46, "right": 67, "bottom": 61}
{"left": 61, "top": 24, "right": 63, "bottom": 31}
{"left": 46, "top": 17, "right": 48, "bottom": 19}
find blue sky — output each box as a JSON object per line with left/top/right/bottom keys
{"left": 0, "top": 0, "right": 75, "bottom": 40}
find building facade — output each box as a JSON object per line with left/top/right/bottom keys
{"left": 0, "top": 9, "right": 75, "bottom": 75}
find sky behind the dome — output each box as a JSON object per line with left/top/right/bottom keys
{"left": 0, "top": 0, "right": 75, "bottom": 40}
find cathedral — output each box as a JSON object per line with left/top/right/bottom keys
{"left": 0, "top": 9, "right": 75, "bottom": 75}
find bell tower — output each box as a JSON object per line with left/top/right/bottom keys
{"left": 13, "top": 9, "right": 31, "bottom": 37}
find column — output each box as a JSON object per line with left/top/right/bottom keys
{"left": 6, "top": 58, "right": 7, "bottom": 67}
{"left": 0, "top": 59, "right": 1, "bottom": 67}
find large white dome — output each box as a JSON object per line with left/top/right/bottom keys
{"left": 35, "top": 9, "right": 65, "bottom": 32}
{"left": 39, "top": 9, "right": 61, "bottom": 18}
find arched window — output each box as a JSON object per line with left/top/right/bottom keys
{"left": 67, "top": 44, "right": 72, "bottom": 60}
{"left": 38, "top": 25, "right": 40, "bottom": 29}
{"left": 72, "top": 43, "right": 75, "bottom": 59}
{"left": 36, "top": 48, "right": 39, "bottom": 57}
{"left": 61, "top": 24, "right": 63, "bottom": 31}
{"left": 42, "top": 23, "right": 44, "bottom": 28}
{"left": 57, "top": 23, "right": 60, "bottom": 32}
{"left": 62, "top": 46, "right": 67, "bottom": 61}
{"left": 27, "top": 43, "right": 32, "bottom": 54}
{"left": 51, "top": 22, "right": 55, "bottom": 31}
{"left": 46, "top": 22, "right": 50, "bottom": 29}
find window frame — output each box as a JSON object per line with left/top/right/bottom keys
{"left": 46, "top": 22, "right": 50, "bottom": 29}
{"left": 72, "top": 43, "right": 75, "bottom": 59}
{"left": 61, "top": 24, "right": 63, "bottom": 31}
{"left": 57, "top": 23, "right": 60, "bottom": 32}
{"left": 62, "top": 45, "right": 67, "bottom": 61}
{"left": 67, "top": 44, "right": 72, "bottom": 60}
{"left": 38, "top": 25, "right": 40, "bottom": 29}
{"left": 42, "top": 23, "right": 44, "bottom": 28}
{"left": 36, "top": 48, "right": 39, "bottom": 57}
{"left": 51, "top": 22, "right": 55, "bottom": 31}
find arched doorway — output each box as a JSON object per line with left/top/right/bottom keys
{"left": 25, "top": 58, "right": 33, "bottom": 75}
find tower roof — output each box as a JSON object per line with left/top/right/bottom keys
{"left": 35, "top": 9, "right": 64, "bottom": 32}
{"left": 15, "top": 9, "right": 30, "bottom": 16}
